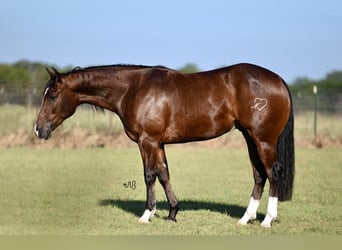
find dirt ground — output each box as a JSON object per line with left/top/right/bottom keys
{"left": 0, "top": 129, "right": 341, "bottom": 149}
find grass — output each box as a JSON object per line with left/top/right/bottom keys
{"left": 0, "top": 147, "right": 341, "bottom": 235}
{"left": 0, "top": 104, "right": 341, "bottom": 234}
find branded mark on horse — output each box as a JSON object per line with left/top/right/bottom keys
{"left": 34, "top": 63, "right": 295, "bottom": 228}
{"left": 251, "top": 97, "right": 268, "bottom": 111}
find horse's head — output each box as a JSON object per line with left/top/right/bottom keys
{"left": 34, "top": 68, "right": 79, "bottom": 139}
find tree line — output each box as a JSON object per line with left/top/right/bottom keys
{"left": 0, "top": 60, "right": 341, "bottom": 111}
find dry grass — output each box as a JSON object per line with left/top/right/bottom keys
{"left": 0, "top": 105, "right": 341, "bottom": 148}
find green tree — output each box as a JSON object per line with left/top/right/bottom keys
{"left": 178, "top": 63, "right": 200, "bottom": 73}
{"left": 0, "top": 61, "right": 51, "bottom": 105}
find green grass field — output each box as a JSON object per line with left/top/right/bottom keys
{"left": 0, "top": 147, "right": 341, "bottom": 235}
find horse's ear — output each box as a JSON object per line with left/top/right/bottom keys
{"left": 46, "top": 68, "right": 54, "bottom": 78}
{"left": 52, "top": 68, "right": 61, "bottom": 82}
{"left": 46, "top": 67, "right": 61, "bottom": 82}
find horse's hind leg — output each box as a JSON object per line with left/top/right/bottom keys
{"left": 238, "top": 131, "right": 267, "bottom": 225}
{"left": 253, "top": 139, "right": 279, "bottom": 228}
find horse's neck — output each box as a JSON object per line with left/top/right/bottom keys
{"left": 69, "top": 71, "right": 129, "bottom": 113}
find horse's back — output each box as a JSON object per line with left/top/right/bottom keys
{"left": 122, "top": 63, "right": 291, "bottom": 144}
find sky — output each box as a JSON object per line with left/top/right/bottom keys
{"left": 0, "top": 0, "right": 341, "bottom": 82}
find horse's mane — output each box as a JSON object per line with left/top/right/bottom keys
{"left": 67, "top": 64, "right": 170, "bottom": 75}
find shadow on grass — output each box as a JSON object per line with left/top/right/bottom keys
{"left": 98, "top": 199, "right": 266, "bottom": 221}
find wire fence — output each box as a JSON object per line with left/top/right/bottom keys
{"left": 1, "top": 82, "right": 342, "bottom": 115}
{"left": 0, "top": 83, "right": 341, "bottom": 148}
{"left": 291, "top": 89, "right": 342, "bottom": 114}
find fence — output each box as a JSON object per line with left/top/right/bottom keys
{"left": 291, "top": 89, "right": 342, "bottom": 115}
{"left": 0, "top": 83, "right": 341, "bottom": 148}
{"left": 0, "top": 82, "right": 40, "bottom": 106}
{"left": 1, "top": 83, "right": 342, "bottom": 115}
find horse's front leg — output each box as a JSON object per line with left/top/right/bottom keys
{"left": 138, "top": 137, "right": 178, "bottom": 223}
{"left": 138, "top": 168, "right": 157, "bottom": 223}
{"left": 157, "top": 144, "right": 178, "bottom": 221}
{"left": 138, "top": 138, "right": 158, "bottom": 223}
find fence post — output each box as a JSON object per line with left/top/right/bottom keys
{"left": 313, "top": 85, "right": 318, "bottom": 144}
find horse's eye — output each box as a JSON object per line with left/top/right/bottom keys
{"left": 49, "top": 93, "right": 57, "bottom": 100}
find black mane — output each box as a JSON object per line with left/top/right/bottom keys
{"left": 43, "top": 64, "right": 171, "bottom": 96}
{"left": 67, "top": 64, "right": 169, "bottom": 75}
{"left": 45, "top": 64, "right": 165, "bottom": 90}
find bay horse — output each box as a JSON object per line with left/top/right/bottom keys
{"left": 34, "top": 63, "right": 294, "bottom": 228}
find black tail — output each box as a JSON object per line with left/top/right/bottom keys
{"left": 275, "top": 84, "right": 295, "bottom": 201}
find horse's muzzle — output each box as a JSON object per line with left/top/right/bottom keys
{"left": 34, "top": 124, "right": 52, "bottom": 140}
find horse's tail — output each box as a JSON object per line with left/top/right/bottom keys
{"left": 275, "top": 81, "right": 295, "bottom": 201}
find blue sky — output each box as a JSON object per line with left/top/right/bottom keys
{"left": 0, "top": 0, "right": 341, "bottom": 82}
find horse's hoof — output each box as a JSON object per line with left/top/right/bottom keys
{"left": 138, "top": 217, "right": 150, "bottom": 223}
{"left": 261, "top": 221, "right": 271, "bottom": 228}
{"left": 138, "top": 209, "right": 156, "bottom": 223}
{"left": 237, "top": 220, "right": 248, "bottom": 226}
{"left": 166, "top": 217, "right": 177, "bottom": 223}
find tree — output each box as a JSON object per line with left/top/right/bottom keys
{"left": 178, "top": 63, "right": 200, "bottom": 73}
{"left": 0, "top": 61, "right": 50, "bottom": 105}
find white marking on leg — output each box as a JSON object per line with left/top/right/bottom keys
{"left": 138, "top": 207, "right": 157, "bottom": 223}
{"left": 238, "top": 197, "right": 260, "bottom": 225}
{"left": 261, "top": 196, "right": 278, "bottom": 228}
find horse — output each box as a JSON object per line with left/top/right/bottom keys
{"left": 34, "top": 63, "right": 294, "bottom": 228}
